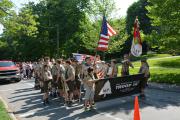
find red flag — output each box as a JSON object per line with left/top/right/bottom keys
{"left": 131, "top": 16, "right": 142, "bottom": 57}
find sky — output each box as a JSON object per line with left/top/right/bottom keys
{"left": 0, "top": 0, "right": 138, "bottom": 34}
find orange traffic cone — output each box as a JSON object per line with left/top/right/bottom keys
{"left": 134, "top": 96, "right": 140, "bottom": 120}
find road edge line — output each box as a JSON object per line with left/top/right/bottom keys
{"left": 0, "top": 96, "right": 18, "bottom": 120}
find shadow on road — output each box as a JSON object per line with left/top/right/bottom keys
{"left": 8, "top": 84, "right": 180, "bottom": 120}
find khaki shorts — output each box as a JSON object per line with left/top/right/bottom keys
{"left": 67, "top": 80, "right": 75, "bottom": 92}
{"left": 44, "top": 80, "right": 51, "bottom": 92}
{"left": 57, "top": 77, "right": 63, "bottom": 90}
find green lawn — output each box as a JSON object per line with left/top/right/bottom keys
{"left": 130, "top": 54, "right": 172, "bottom": 61}
{"left": 0, "top": 100, "right": 11, "bottom": 120}
{"left": 118, "top": 56, "right": 180, "bottom": 84}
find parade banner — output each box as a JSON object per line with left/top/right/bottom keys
{"left": 94, "top": 74, "right": 144, "bottom": 102}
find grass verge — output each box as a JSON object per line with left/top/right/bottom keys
{"left": 0, "top": 100, "right": 12, "bottom": 120}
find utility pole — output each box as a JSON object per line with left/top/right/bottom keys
{"left": 57, "top": 24, "right": 59, "bottom": 58}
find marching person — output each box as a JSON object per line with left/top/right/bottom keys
{"left": 71, "top": 58, "right": 82, "bottom": 102}
{"left": 56, "top": 59, "right": 66, "bottom": 100}
{"left": 106, "top": 63, "right": 112, "bottom": 78}
{"left": 121, "top": 54, "right": 134, "bottom": 76}
{"left": 38, "top": 58, "right": 45, "bottom": 93}
{"left": 65, "top": 60, "right": 75, "bottom": 106}
{"left": 109, "top": 59, "right": 118, "bottom": 78}
{"left": 43, "top": 64, "right": 53, "bottom": 105}
{"left": 138, "top": 58, "right": 150, "bottom": 99}
{"left": 83, "top": 67, "right": 96, "bottom": 111}
{"left": 94, "top": 55, "right": 103, "bottom": 79}
{"left": 51, "top": 61, "right": 59, "bottom": 97}
{"left": 82, "top": 57, "right": 92, "bottom": 76}
{"left": 81, "top": 57, "right": 93, "bottom": 95}
{"left": 34, "top": 62, "right": 40, "bottom": 90}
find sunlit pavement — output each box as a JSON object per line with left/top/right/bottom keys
{"left": 0, "top": 79, "right": 180, "bottom": 120}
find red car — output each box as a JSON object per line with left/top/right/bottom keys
{"left": 0, "top": 60, "right": 21, "bottom": 82}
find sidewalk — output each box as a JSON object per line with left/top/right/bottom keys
{"left": 148, "top": 82, "right": 180, "bottom": 93}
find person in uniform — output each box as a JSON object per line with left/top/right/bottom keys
{"left": 51, "top": 61, "right": 58, "bottom": 97}
{"left": 121, "top": 54, "right": 134, "bottom": 76}
{"left": 71, "top": 58, "right": 82, "bottom": 102}
{"left": 81, "top": 57, "right": 92, "bottom": 80}
{"left": 56, "top": 59, "right": 66, "bottom": 100}
{"left": 65, "top": 60, "right": 75, "bottom": 106}
{"left": 42, "top": 64, "right": 53, "bottom": 105}
{"left": 38, "top": 58, "right": 45, "bottom": 93}
{"left": 110, "top": 59, "right": 118, "bottom": 78}
{"left": 33, "top": 61, "right": 40, "bottom": 90}
{"left": 138, "top": 58, "right": 150, "bottom": 99}
{"left": 83, "top": 67, "right": 96, "bottom": 111}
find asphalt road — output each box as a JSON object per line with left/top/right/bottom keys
{"left": 0, "top": 79, "right": 180, "bottom": 120}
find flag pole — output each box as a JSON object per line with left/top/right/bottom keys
{"left": 103, "top": 1, "right": 106, "bottom": 61}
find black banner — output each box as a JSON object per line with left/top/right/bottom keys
{"left": 94, "top": 74, "right": 144, "bottom": 102}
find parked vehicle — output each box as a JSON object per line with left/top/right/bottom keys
{"left": 0, "top": 60, "right": 21, "bottom": 82}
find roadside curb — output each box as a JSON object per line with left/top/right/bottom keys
{"left": 0, "top": 96, "right": 18, "bottom": 120}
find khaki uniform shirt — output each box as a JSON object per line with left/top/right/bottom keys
{"left": 66, "top": 65, "right": 75, "bottom": 81}
{"left": 139, "top": 64, "right": 150, "bottom": 78}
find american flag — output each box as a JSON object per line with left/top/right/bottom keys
{"left": 72, "top": 53, "right": 94, "bottom": 63}
{"left": 97, "top": 68, "right": 105, "bottom": 79}
{"left": 97, "top": 16, "right": 116, "bottom": 51}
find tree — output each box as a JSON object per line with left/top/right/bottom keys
{"left": 1, "top": 5, "right": 39, "bottom": 61}
{"left": 0, "top": 0, "right": 13, "bottom": 21}
{"left": 87, "top": 0, "right": 116, "bottom": 19}
{"left": 125, "top": 0, "right": 153, "bottom": 55}
{"left": 126, "top": 0, "right": 153, "bottom": 35}
{"left": 146, "top": 0, "right": 180, "bottom": 54}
